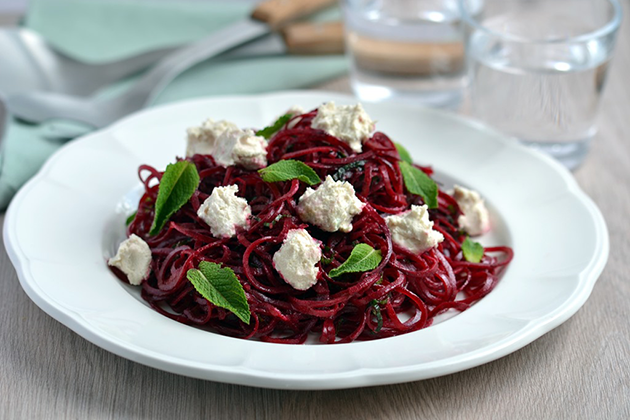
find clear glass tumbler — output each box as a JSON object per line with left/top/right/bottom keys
{"left": 461, "top": 0, "right": 621, "bottom": 169}
{"left": 342, "top": 0, "right": 481, "bottom": 107}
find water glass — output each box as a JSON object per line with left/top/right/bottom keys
{"left": 461, "top": 0, "right": 622, "bottom": 169}
{"left": 342, "top": 0, "right": 480, "bottom": 107}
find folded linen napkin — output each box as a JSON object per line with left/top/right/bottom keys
{"left": 0, "top": 0, "right": 347, "bottom": 210}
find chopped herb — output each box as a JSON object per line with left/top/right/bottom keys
{"left": 172, "top": 238, "right": 193, "bottom": 248}
{"left": 370, "top": 300, "right": 384, "bottom": 333}
{"left": 321, "top": 255, "right": 334, "bottom": 265}
{"left": 264, "top": 214, "right": 288, "bottom": 228}
{"left": 331, "top": 160, "right": 365, "bottom": 181}
{"left": 321, "top": 245, "right": 335, "bottom": 265}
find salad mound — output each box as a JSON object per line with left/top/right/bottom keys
{"left": 108, "top": 102, "right": 513, "bottom": 344}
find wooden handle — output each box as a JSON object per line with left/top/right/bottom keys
{"left": 282, "top": 21, "right": 344, "bottom": 55}
{"left": 251, "top": 0, "right": 337, "bottom": 29}
{"left": 348, "top": 33, "right": 464, "bottom": 76}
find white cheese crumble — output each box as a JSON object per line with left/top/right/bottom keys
{"left": 385, "top": 205, "right": 444, "bottom": 254}
{"left": 186, "top": 120, "right": 268, "bottom": 169}
{"left": 452, "top": 185, "right": 490, "bottom": 236}
{"left": 285, "top": 105, "right": 305, "bottom": 128}
{"left": 286, "top": 105, "right": 305, "bottom": 116}
{"left": 297, "top": 175, "right": 365, "bottom": 232}
{"left": 108, "top": 234, "right": 152, "bottom": 286}
{"left": 186, "top": 119, "right": 238, "bottom": 157}
{"left": 213, "top": 128, "right": 268, "bottom": 170}
{"left": 272, "top": 229, "right": 322, "bottom": 291}
{"left": 197, "top": 185, "right": 251, "bottom": 238}
{"left": 311, "top": 102, "right": 374, "bottom": 153}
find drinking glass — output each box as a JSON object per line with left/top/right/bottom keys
{"left": 342, "top": 0, "right": 482, "bottom": 107}
{"left": 461, "top": 0, "right": 621, "bottom": 169}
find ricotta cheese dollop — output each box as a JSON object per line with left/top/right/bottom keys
{"left": 186, "top": 120, "right": 268, "bottom": 169}
{"left": 108, "top": 234, "right": 152, "bottom": 286}
{"left": 311, "top": 102, "right": 374, "bottom": 153}
{"left": 285, "top": 105, "right": 305, "bottom": 129}
{"left": 385, "top": 205, "right": 444, "bottom": 254}
{"left": 197, "top": 185, "right": 252, "bottom": 238}
{"left": 452, "top": 185, "right": 490, "bottom": 236}
{"left": 297, "top": 175, "right": 365, "bottom": 232}
{"left": 272, "top": 229, "right": 322, "bottom": 291}
{"left": 186, "top": 119, "right": 237, "bottom": 157}
{"left": 213, "top": 128, "right": 268, "bottom": 170}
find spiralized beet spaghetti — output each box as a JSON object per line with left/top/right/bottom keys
{"left": 122, "top": 108, "right": 513, "bottom": 344}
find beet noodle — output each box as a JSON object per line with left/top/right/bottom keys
{"left": 125, "top": 109, "right": 513, "bottom": 344}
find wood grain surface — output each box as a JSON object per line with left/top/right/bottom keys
{"left": 1, "top": 3, "right": 630, "bottom": 419}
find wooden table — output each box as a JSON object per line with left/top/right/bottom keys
{"left": 2, "top": 5, "right": 629, "bottom": 420}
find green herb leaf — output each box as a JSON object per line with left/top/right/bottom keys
{"left": 320, "top": 256, "right": 334, "bottom": 265}
{"left": 125, "top": 211, "right": 137, "bottom": 226}
{"left": 258, "top": 160, "right": 321, "bottom": 186}
{"left": 256, "top": 114, "right": 291, "bottom": 139}
{"left": 264, "top": 213, "right": 288, "bottom": 228}
{"left": 394, "top": 142, "right": 412, "bottom": 164}
{"left": 149, "top": 161, "right": 200, "bottom": 235}
{"left": 320, "top": 246, "right": 334, "bottom": 265}
{"left": 329, "top": 243, "right": 382, "bottom": 278}
{"left": 186, "top": 261, "right": 250, "bottom": 324}
{"left": 331, "top": 160, "right": 365, "bottom": 181}
{"left": 462, "top": 237, "right": 484, "bottom": 263}
{"left": 399, "top": 161, "right": 438, "bottom": 209}
{"left": 370, "top": 300, "right": 384, "bottom": 333}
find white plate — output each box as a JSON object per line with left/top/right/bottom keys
{"left": 4, "top": 91, "right": 608, "bottom": 390}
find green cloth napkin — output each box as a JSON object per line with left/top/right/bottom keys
{"left": 25, "top": 0, "right": 252, "bottom": 63}
{"left": 0, "top": 0, "right": 347, "bottom": 210}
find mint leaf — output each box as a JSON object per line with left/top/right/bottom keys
{"left": 329, "top": 243, "right": 382, "bottom": 278}
{"left": 258, "top": 159, "right": 321, "bottom": 186}
{"left": 149, "top": 161, "right": 199, "bottom": 235}
{"left": 462, "top": 237, "right": 484, "bottom": 263}
{"left": 125, "top": 211, "right": 137, "bottom": 226}
{"left": 256, "top": 114, "right": 291, "bottom": 139}
{"left": 399, "top": 161, "right": 438, "bottom": 209}
{"left": 186, "top": 261, "right": 250, "bottom": 324}
{"left": 394, "top": 142, "right": 412, "bottom": 164}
